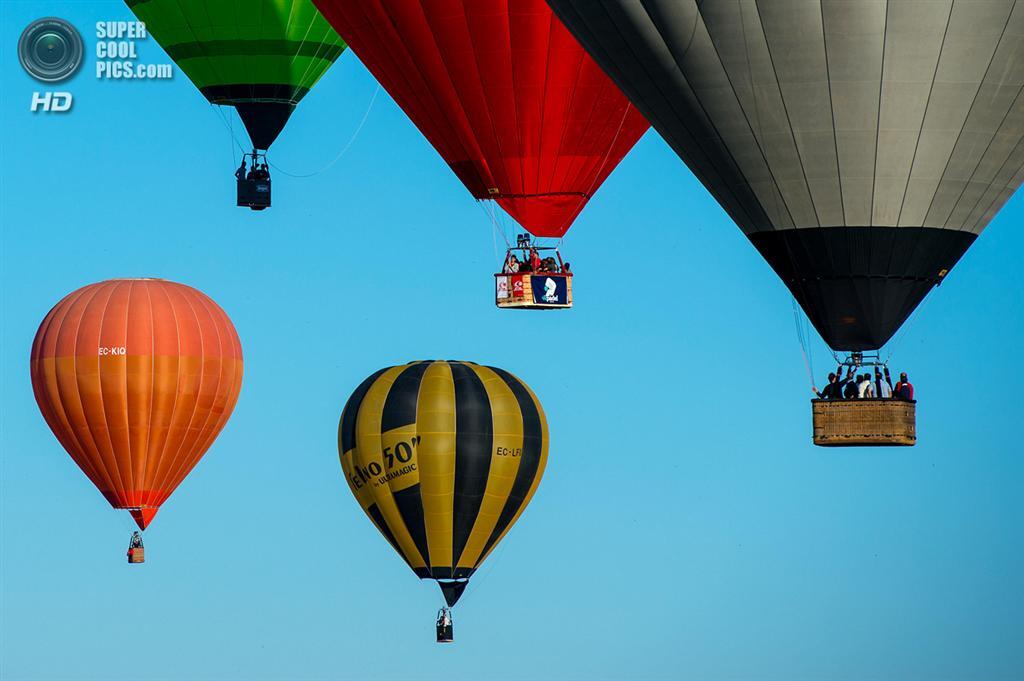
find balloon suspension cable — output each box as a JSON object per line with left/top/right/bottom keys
{"left": 213, "top": 104, "right": 250, "bottom": 158}
{"left": 791, "top": 298, "right": 816, "bottom": 389}
{"left": 226, "top": 109, "right": 238, "bottom": 166}
{"left": 113, "top": 507, "right": 137, "bottom": 534}
{"left": 478, "top": 199, "right": 512, "bottom": 262}
{"left": 269, "top": 84, "right": 382, "bottom": 178}
{"left": 490, "top": 201, "right": 511, "bottom": 248}
{"left": 882, "top": 284, "right": 938, "bottom": 365}
{"left": 460, "top": 540, "right": 508, "bottom": 603}
{"left": 491, "top": 203, "right": 499, "bottom": 259}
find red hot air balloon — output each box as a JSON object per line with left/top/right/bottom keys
{"left": 313, "top": 0, "right": 649, "bottom": 239}
{"left": 30, "top": 279, "right": 243, "bottom": 555}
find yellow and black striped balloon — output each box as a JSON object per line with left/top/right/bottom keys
{"left": 338, "top": 361, "right": 548, "bottom": 606}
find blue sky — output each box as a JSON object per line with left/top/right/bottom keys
{"left": 1, "top": 3, "right": 1021, "bottom": 680}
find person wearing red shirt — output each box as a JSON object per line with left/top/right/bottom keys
{"left": 529, "top": 247, "right": 541, "bottom": 272}
{"left": 894, "top": 372, "right": 915, "bottom": 401}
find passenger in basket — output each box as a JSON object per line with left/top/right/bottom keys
{"left": 562, "top": 262, "right": 572, "bottom": 275}
{"left": 235, "top": 160, "right": 248, "bottom": 181}
{"left": 529, "top": 247, "right": 541, "bottom": 272}
{"left": 813, "top": 369, "right": 841, "bottom": 399}
{"left": 857, "top": 373, "right": 875, "bottom": 398}
{"left": 505, "top": 254, "right": 520, "bottom": 274}
{"left": 875, "top": 367, "right": 893, "bottom": 398}
{"left": 894, "top": 372, "right": 914, "bottom": 401}
{"left": 816, "top": 365, "right": 854, "bottom": 399}
{"left": 842, "top": 372, "right": 859, "bottom": 399}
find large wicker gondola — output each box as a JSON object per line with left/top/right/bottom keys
{"left": 812, "top": 399, "right": 916, "bottom": 447}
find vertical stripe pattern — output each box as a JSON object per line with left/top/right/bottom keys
{"left": 30, "top": 279, "right": 243, "bottom": 529}
{"left": 549, "top": 0, "right": 1024, "bottom": 350}
{"left": 312, "top": 0, "right": 649, "bottom": 237}
{"left": 338, "top": 361, "right": 548, "bottom": 584}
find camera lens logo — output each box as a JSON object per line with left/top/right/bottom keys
{"left": 18, "top": 18, "right": 83, "bottom": 83}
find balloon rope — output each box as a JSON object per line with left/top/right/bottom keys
{"left": 792, "top": 297, "right": 816, "bottom": 389}
{"left": 227, "top": 112, "right": 237, "bottom": 165}
{"left": 489, "top": 202, "right": 501, "bottom": 260}
{"left": 490, "top": 201, "right": 511, "bottom": 249}
{"left": 804, "top": 309, "right": 816, "bottom": 380}
{"left": 114, "top": 507, "right": 135, "bottom": 533}
{"left": 214, "top": 104, "right": 249, "bottom": 156}
{"left": 269, "top": 85, "right": 382, "bottom": 178}
{"left": 883, "top": 284, "right": 938, "bottom": 364}
{"left": 461, "top": 540, "right": 509, "bottom": 604}
{"left": 492, "top": 210, "right": 499, "bottom": 259}
{"left": 476, "top": 199, "right": 512, "bottom": 263}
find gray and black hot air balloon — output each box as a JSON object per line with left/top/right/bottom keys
{"left": 549, "top": 0, "right": 1023, "bottom": 352}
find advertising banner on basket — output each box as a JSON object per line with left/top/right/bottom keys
{"left": 496, "top": 276, "right": 509, "bottom": 299}
{"left": 511, "top": 275, "right": 526, "bottom": 300}
{"left": 532, "top": 275, "right": 567, "bottom": 305}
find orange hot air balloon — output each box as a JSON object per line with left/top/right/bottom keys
{"left": 30, "top": 279, "right": 243, "bottom": 541}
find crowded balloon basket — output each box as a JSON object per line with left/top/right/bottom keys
{"left": 810, "top": 352, "right": 917, "bottom": 447}
{"left": 495, "top": 235, "right": 573, "bottom": 310}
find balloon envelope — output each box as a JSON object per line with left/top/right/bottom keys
{"left": 338, "top": 361, "right": 548, "bottom": 606}
{"left": 314, "top": 0, "right": 649, "bottom": 237}
{"left": 30, "top": 279, "right": 243, "bottom": 530}
{"left": 550, "top": 0, "right": 1024, "bottom": 349}
{"left": 126, "top": 0, "right": 346, "bottom": 150}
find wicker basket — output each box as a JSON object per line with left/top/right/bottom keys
{"left": 127, "top": 547, "right": 145, "bottom": 564}
{"left": 812, "top": 399, "right": 916, "bottom": 447}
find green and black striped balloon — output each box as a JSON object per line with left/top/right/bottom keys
{"left": 126, "top": 0, "right": 345, "bottom": 149}
{"left": 339, "top": 361, "right": 549, "bottom": 607}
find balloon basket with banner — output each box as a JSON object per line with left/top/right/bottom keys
{"left": 812, "top": 399, "right": 917, "bottom": 447}
{"left": 495, "top": 238, "right": 573, "bottom": 310}
{"left": 495, "top": 272, "right": 573, "bottom": 309}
